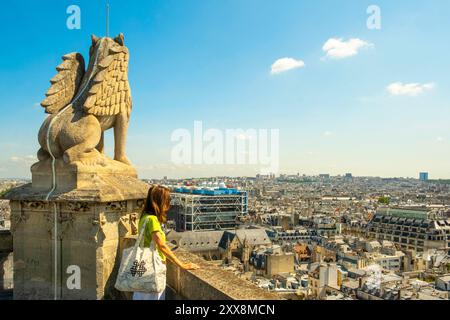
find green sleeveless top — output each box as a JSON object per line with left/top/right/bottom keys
{"left": 138, "top": 214, "right": 166, "bottom": 262}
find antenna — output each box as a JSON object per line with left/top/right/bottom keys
{"left": 106, "top": 2, "right": 110, "bottom": 37}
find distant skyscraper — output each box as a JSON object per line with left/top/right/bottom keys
{"left": 419, "top": 172, "right": 429, "bottom": 182}
{"left": 345, "top": 173, "right": 353, "bottom": 181}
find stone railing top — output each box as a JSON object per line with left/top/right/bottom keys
{"left": 167, "top": 248, "right": 281, "bottom": 300}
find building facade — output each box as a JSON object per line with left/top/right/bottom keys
{"left": 419, "top": 172, "right": 429, "bottom": 182}
{"left": 367, "top": 208, "right": 450, "bottom": 252}
{"left": 170, "top": 188, "right": 248, "bottom": 232}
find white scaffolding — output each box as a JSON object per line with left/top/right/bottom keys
{"left": 171, "top": 192, "right": 248, "bottom": 232}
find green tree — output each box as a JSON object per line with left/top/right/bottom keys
{"left": 378, "top": 196, "right": 390, "bottom": 205}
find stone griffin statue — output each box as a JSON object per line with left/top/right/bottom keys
{"left": 37, "top": 34, "right": 132, "bottom": 167}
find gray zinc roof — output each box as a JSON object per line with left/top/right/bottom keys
{"left": 167, "top": 230, "right": 225, "bottom": 252}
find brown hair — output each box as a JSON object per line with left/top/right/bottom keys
{"left": 142, "top": 185, "right": 171, "bottom": 223}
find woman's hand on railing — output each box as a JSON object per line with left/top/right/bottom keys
{"left": 181, "top": 262, "right": 200, "bottom": 270}
{"left": 152, "top": 231, "right": 201, "bottom": 271}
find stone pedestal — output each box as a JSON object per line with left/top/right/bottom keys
{"left": 31, "top": 158, "right": 138, "bottom": 193}
{"left": 3, "top": 162, "right": 149, "bottom": 300}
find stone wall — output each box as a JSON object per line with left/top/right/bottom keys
{"left": 266, "top": 254, "right": 295, "bottom": 277}
{"left": 9, "top": 199, "right": 145, "bottom": 300}
{"left": 0, "top": 230, "right": 13, "bottom": 297}
{"left": 0, "top": 253, "right": 13, "bottom": 291}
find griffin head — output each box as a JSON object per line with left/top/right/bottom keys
{"left": 84, "top": 33, "right": 132, "bottom": 117}
{"left": 40, "top": 34, "right": 131, "bottom": 118}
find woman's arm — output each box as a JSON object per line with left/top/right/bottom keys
{"left": 151, "top": 231, "right": 200, "bottom": 271}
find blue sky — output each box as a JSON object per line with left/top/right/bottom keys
{"left": 1, "top": 0, "right": 450, "bottom": 179}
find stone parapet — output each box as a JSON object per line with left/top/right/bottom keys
{"left": 166, "top": 248, "right": 280, "bottom": 300}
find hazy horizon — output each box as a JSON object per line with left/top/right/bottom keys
{"left": 0, "top": 171, "right": 443, "bottom": 181}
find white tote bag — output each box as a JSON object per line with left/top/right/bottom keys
{"left": 115, "top": 217, "right": 167, "bottom": 293}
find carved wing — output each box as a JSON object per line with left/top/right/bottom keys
{"left": 84, "top": 46, "right": 132, "bottom": 118}
{"left": 41, "top": 53, "right": 85, "bottom": 114}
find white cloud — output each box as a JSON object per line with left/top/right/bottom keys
{"left": 323, "top": 131, "right": 333, "bottom": 137}
{"left": 387, "top": 82, "right": 435, "bottom": 97}
{"left": 322, "top": 38, "right": 373, "bottom": 59}
{"left": 436, "top": 136, "right": 445, "bottom": 142}
{"left": 271, "top": 57, "right": 305, "bottom": 75}
{"left": 10, "top": 155, "right": 37, "bottom": 164}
